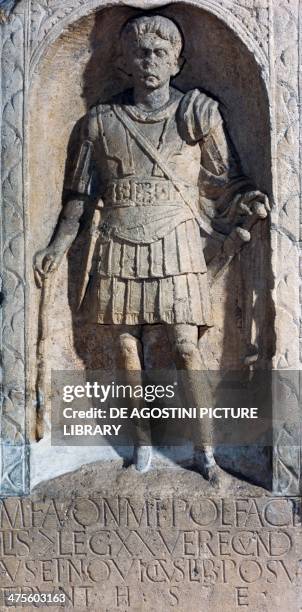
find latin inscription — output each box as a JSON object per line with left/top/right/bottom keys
{"left": 0, "top": 497, "right": 301, "bottom": 610}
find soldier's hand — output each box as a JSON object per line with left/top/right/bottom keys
{"left": 223, "top": 227, "right": 251, "bottom": 257}
{"left": 33, "top": 246, "right": 64, "bottom": 288}
{"left": 233, "top": 191, "right": 270, "bottom": 220}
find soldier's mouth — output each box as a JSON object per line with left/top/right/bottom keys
{"left": 143, "top": 74, "right": 159, "bottom": 81}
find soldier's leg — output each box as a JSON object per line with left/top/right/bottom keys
{"left": 115, "top": 326, "right": 152, "bottom": 472}
{"left": 141, "top": 324, "right": 173, "bottom": 451}
{"left": 167, "top": 324, "right": 217, "bottom": 480}
{"left": 115, "top": 326, "right": 143, "bottom": 370}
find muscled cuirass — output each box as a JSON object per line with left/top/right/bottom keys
{"left": 96, "top": 106, "right": 202, "bottom": 186}
{"left": 77, "top": 93, "right": 203, "bottom": 244}
{"left": 68, "top": 88, "right": 247, "bottom": 326}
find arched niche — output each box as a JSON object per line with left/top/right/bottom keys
{"left": 27, "top": 3, "right": 274, "bottom": 449}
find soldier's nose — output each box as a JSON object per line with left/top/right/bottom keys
{"left": 143, "top": 60, "right": 156, "bottom": 70}
{"left": 144, "top": 49, "right": 156, "bottom": 60}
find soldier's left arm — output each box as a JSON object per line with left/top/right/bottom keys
{"left": 179, "top": 89, "right": 270, "bottom": 237}
{"left": 200, "top": 108, "right": 269, "bottom": 232}
{"left": 178, "top": 89, "right": 270, "bottom": 277}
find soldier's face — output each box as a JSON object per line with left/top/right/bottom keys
{"left": 126, "top": 35, "right": 180, "bottom": 89}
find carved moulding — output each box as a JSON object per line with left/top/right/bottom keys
{"left": 271, "top": 0, "right": 302, "bottom": 495}
{"left": 0, "top": 0, "right": 300, "bottom": 496}
{"left": 0, "top": 1, "right": 29, "bottom": 495}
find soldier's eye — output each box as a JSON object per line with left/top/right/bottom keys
{"left": 155, "top": 49, "right": 167, "bottom": 57}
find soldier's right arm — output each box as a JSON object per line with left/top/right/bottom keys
{"left": 34, "top": 110, "right": 98, "bottom": 288}
{"left": 33, "top": 198, "right": 86, "bottom": 288}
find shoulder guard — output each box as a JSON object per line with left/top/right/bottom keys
{"left": 178, "top": 89, "right": 222, "bottom": 143}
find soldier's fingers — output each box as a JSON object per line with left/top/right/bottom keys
{"left": 239, "top": 202, "right": 253, "bottom": 215}
{"left": 263, "top": 195, "right": 271, "bottom": 212}
{"left": 242, "top": 190, "right": 263, "bottom": 203}
{"left": 252, "top": 202, "right": 268, "bottom": 219}
{"left": 47, "top": 262, "right": 58, "bottom": 273}
{"left": 236, "top": 227, "right": 251, "bottom": 242}
{"left": 34, "top": 269, "right": 43, "bottom": 289}
{"left": 43, "top": 256, "right": 54, "bottom": 274}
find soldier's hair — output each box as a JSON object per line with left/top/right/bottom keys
{"left": 121, "top": 15, "right": 183, "bottom": 58}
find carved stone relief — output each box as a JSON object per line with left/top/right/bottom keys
{"left": 1, "top": 466, "right": 302, "bottom": 611}
{"left": 0, "top": 0, "right": 300, "bottom": 497}
{"left": 0, "top": 3, "right": 301, "bottom": 611}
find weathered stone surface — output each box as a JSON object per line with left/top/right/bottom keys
{"left": 0, "top": 465, "right": 301, "bottom": 611}
{"left": 31, "top": 10, "right": 270, "bottom": 487}
{"left": 23, "top": 2, "right": 274, "bottom": 486}
{"left": 0, "top": 9, "right": 301, "bottom": 612}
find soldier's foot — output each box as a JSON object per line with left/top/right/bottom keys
{"left": 194, "top": 446, "right": 220, "bottom": 486}
{"left": 204, "top": 463, "right": 221, "bottom": 488}
{"left": 133, "top": 445, "right": 152, "bottom": 473}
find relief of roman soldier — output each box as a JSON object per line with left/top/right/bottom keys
{"left": 34, "top": 14, "right": 269, "bottom": 481}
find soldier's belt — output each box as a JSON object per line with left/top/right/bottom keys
{"left": 102, "top": 178, "right": 199, "bottom": 207}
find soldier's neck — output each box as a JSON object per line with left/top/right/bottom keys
{"left": 134, "top": 83, "right": 170, "bottom": 112}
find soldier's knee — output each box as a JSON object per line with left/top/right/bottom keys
{"left": 173, "top": 340, "right": 199, "bottom": 366}
{"left": 118, "top": 333, "right": 142, "bottom": 367}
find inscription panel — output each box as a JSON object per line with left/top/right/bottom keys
{"left": 0, "top": 496, "right": 301, "bottom": 611}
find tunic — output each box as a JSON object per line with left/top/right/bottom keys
{"left": 66, "top": 87, "right": 252, "bottom": 326}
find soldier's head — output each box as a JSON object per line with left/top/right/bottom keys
{"left": 120, "top": 15, "right": 184, "bottom": 90}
